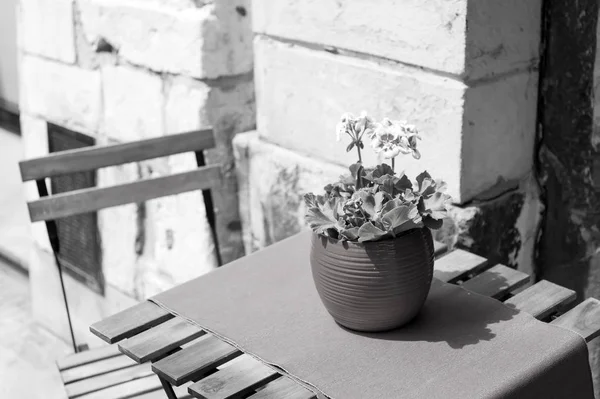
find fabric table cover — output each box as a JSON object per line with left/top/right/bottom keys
{"left": 152, "top": 232, "right": 594, "bottom": 399}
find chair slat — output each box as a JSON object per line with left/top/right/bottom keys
{"left": 461, "top": 264, "right": 530, "bottom": 299}
{"left": 119, "top": 317, "right": 205, "bottom": 363}
{"left": 433, "top": 241, "right": 447, "bottom": 257}
{"left": 28, "top": 166, "right": 222, "bottom": 222}
{"left": 90, "top": 301, "right": 173, "bottom": 344}
{"left": 504, "top": 280, "right": 576, "bottom": 319}
{"left": 433, "top": 249, "right": 488, "bottom": 283}
{"left": 552, "top": 298, "right": 600, "bottom": 342}
{"left": 61, "top": 354, "right": 137, "bottom": 384}
{"left": 188, "top": 355, "right": 279, "bottom": 399}
{"left": 76, "top": 374, "right": 162, "bottom": 399}
{"left": 248, "top": 377, "right": 317, "bottom": 399}
{"left": 65, "top": 363, "right": 153, "bottom": 398}
{"left": 19, "top": 128, "right": 215, "bottom": 181}
{"left": 153, "top": 334, "right": 240, "bottom": 386}
{"left": 57, "top": 345, "right": 121, "bottom": 371}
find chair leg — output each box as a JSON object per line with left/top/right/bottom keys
{"left": 159, "top": 376, "right": 178, "bottom": 399}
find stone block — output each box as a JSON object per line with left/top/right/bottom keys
{"left": 29, "top": 245, "right": 138, "bottom": 346}
{"left": 164, "top": 75, "right": 255, "bottom": 264}
{"left": 96, "top": 152, "right": 140, "bottom": 297}
{"left": 19, "top": 114, "right": 52, "bottom": 253}
{"left": 102, "top": 65, "right": 163, "bottom": 141}
{"left": 233, "top": 132, "right": 345, "bottom": 253}
{"left": 19, "top": 0, "right": 76, "bottom": 63}
{"left": 234, "top": 133, "right": 543, "bottom": 277}
{"left": 19, "top": 55, "right": 102, "bottom": 135}
{"left": 255, "top": 37, "right": 538, "bottom": 203}
{"left": 79, "top": 0, "right": 252, "bottom": 79}
{"left": 136, "top": 153, "right": 218, "bottom": 298}
{"left": 252, "top": 0, "right": 541, "bottom": 80}
{"left": 435, "top": 173, "right": 543, "bottom": 277}
{"left": 164, "top": 77, "right": 211, "bottom": 134}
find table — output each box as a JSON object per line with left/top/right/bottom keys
{"left": 86, "top": 235, "right": 600, "bottom": 399}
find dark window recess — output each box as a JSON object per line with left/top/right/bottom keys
{"left": 47, "top": 123, "right": 104, "bottom": 295}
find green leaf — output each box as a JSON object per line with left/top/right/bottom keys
{"left": 304, "top": 193, "right": 319, "bottom": 208}
{"left": 380, "top": 198, "right": 404, "bottom": 215}
{"left": 381, "top": 204, "right": 421, "bottom": 234}
{"left": 346, "top": 142, "right": 355, "bottom": 152}
{"left": 349, "top": 163, "right": 366, "bottom": 189}
{"left": 416, "top": 171, "right": 436, "bottom": 197}
{"left": 357, "top": 191, "right": 376, "bottom": 217}
{"left": 340, "top": 227, "right": 360, "bottom": 240}
{"left": 364, "top": 163, "right": 394, "bottom": 182}
{"left": 423, "top": 191, "right": 451, "bottom": 220}
{"left": 416, "top": 171, "right": 431, "bottom": 188}
{"left": 305, "top": 207, "right": 337, "bottom": 234}
{"left": 394, "top": 173, "right": 413, "bottom": 191}
{"left": 357, "top": 222, "right": 389, "bottom": 242}
{"left": 374, "top": 191, "right": 386, "bottom": 214}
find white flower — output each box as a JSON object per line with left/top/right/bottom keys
{"left": 336, "top": 112, "right": 355, "bottom": 142}
{"left": 370, "top": 121, "right": 402, "bottom": 159}
{"left": 370, "top": 119, "right": 422, "bottom": 159}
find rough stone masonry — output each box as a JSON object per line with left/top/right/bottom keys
{"left": 236, "top": 0, "right": 544, "bottom": 281}
{"left": 19, "top": 0, "right": 255, "bottom": 344}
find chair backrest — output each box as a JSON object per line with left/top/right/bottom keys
{"left": 19, "top": 128, "right": 221, "bottom": 223}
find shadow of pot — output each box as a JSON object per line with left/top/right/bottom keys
{"left": 310, "top": 227, "right": 434, "bottom": 332}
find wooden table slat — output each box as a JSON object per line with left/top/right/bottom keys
{"left": 90, "top": 301, "right": 173, "bottom": 344}
{"left": 65, "top": 363, "right": 153, "bottom": 398}
{"left": 433, "top": 249, "right": 488, "bottom": 283}
{"left": 551, "top": 298, "right": 600, "bottom": 342}
{"left": 249, "top": 376, "right": 317, "bottom": 399}
{"left": 57, "top": 345, "right": 122, "bottom": 371}
{"left": 504, "top": 280, "right": 576, "bottom": 319}
{"left": 153, "top": 334, "right": 241, "bottom": 385}
{"left": 119, "top": 317, "right": 205, "bottom": 363}
{"left": 461, "top": 264, "right": 530, "bottom": 299}
{"left": 76, "top": 374, "right": 162, "bottom": 399}
{"left": 61, "top": 354, "right": 137, "bottom": 385}
{"left": 188, "top": 355, "right": 279, "bottom": 399}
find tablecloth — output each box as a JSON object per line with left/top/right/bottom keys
{"left": 152, "top": 232, "right": 594, "bottom": 399}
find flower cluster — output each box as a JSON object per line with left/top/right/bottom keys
{"left": 304, "top": 112, "right": 451, "bottom": 243}
{"left": 369, "top": 118, "right": 421, "bottom": 160}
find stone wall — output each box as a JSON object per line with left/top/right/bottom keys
{"left": 18, "top": 0, "right": 254, "bottom": 344}
{"left": 536, "top": 0, "right": 600, "bottom": 393}
{"left": 234, "top": 0, "right": 543, "bottom": 277}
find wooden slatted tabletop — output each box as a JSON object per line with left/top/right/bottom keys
{"left": 79, "top": 241, "right": 600, "bottom": 399}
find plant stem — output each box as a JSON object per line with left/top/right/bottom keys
{"left": 392, "top": 157, "right": 395, "bottom": 172}
{"left": 356, "top": 144, "right": 362, "bottom": 163}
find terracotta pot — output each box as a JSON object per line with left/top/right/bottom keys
{"left": 310, "top": 227, "right": 434, "bottom": 332}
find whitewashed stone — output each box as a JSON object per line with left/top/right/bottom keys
{"left": 19, "top": 114, "right": 52, "bottom": 253}
{"left": 164, "top": 77, "right": 211, "bottom": 134}
{"left": 462, "top": 72, "right": 538, "bottom": 201}
{"left": 252, "top": 0, "right": 541, "bottom": 80}
{"left": 132, "top": 153, "right": 217, "bottom": 298}
{"left": 79, "top": 0, "right": 252, "bottom": 79}
{"left": 102, "top": 65, "right": 163, "bottom": 141}
{"left": 19, "top": 0, "right": 76, "bottom": 63}
{"left": 255, "top": 37, "right": 538, "bottom": 203}
{"left": 233, "top": 132, "right": 345, "bottom": 253}
{"left": 29, "top": 245, "right": 138, "bottom": 346}
{"left": 97, "top": 151, "right": 140, "bottom": 297}
{"left": 19, "top": 55, "right": 102, "bottom": 135}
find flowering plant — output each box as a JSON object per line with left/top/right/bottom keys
{"left": 304, "top": 112, "right": 451, "bottom": 242}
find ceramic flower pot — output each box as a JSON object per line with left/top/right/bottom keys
{"left": 310, "top": 227, "right": 434, "bottom": 332}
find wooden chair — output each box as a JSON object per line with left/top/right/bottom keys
{"left": 19, "top": 128, "right": 222, "bottom": 399}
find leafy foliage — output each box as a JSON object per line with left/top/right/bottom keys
{"left": 304, "top": 164, "right": 451, "bottom": 242}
